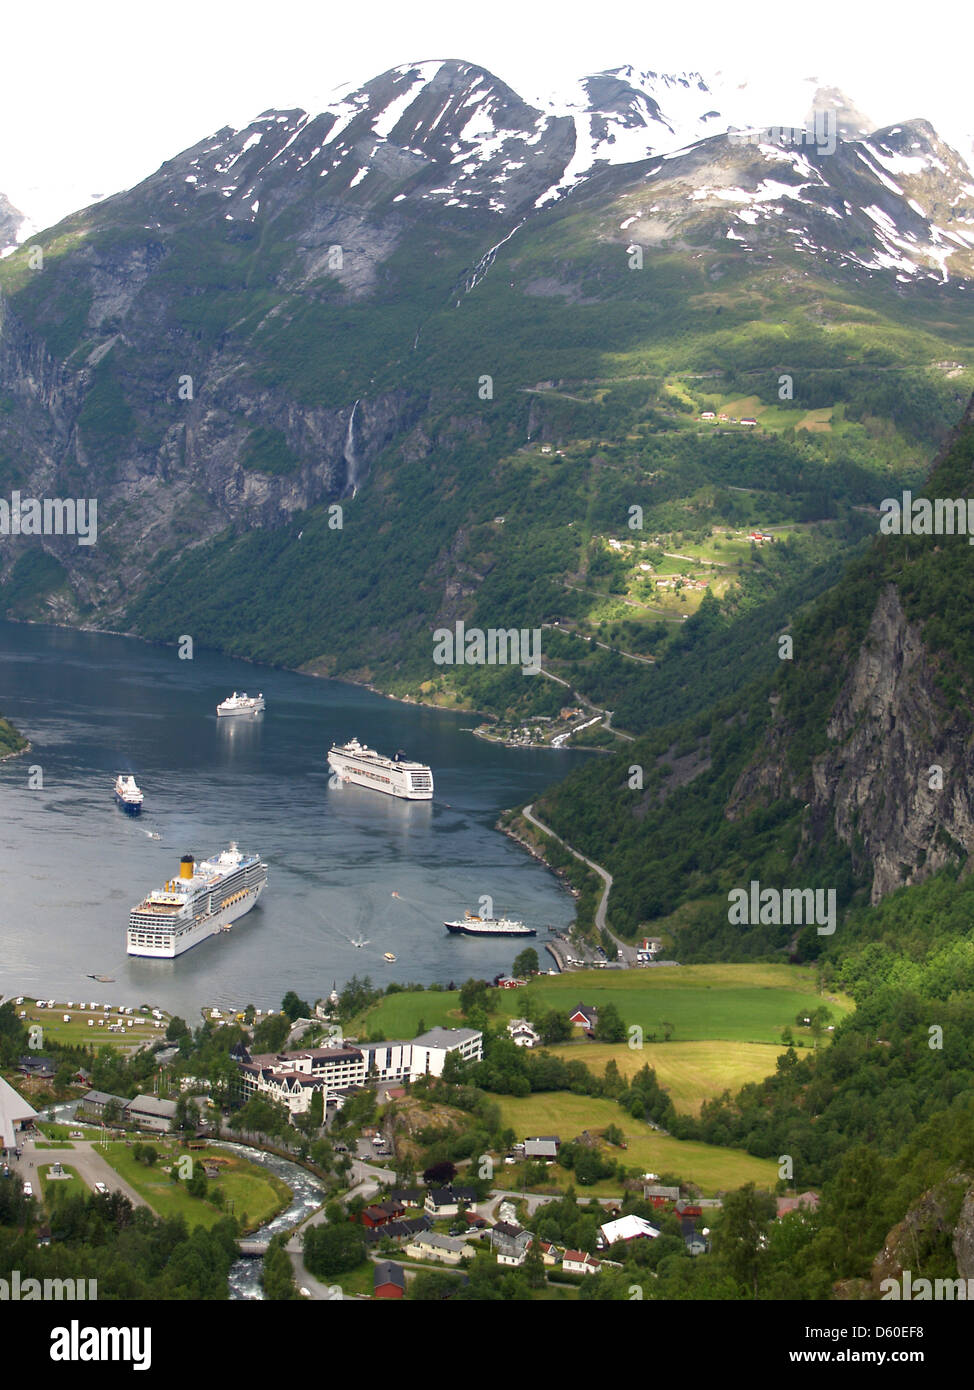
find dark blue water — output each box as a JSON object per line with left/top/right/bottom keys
{"left": 0, "top": 620, "right": 580, "bottom": 1018}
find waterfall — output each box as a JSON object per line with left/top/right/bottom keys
{"left": 343, "top": 399, "right": 361, "bottom": 497}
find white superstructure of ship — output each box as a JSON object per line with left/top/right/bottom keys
{"left": 444, "top": 910, "right": 537, "bottom": 938}
{"left": 113, "top": 774, "right": 144, "bottom": 814}
{"left": 216, "top": 691, "right": 265, "bottom": 717}
{"left": 127, "top": 843, "right": 267, "bottom": 958}
{"left": 327, "top": 737, "right": 433, "bottom": 800}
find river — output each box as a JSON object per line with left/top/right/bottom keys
{"left": 0, "top": 619, "right": 580, "bottom": 1017}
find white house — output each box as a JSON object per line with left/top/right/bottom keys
{"left": 563, "top": 1250, "right": 601, "bottom": 1275}
{"left": 599, "top": 1214, "right": 660, "bottom": 1247}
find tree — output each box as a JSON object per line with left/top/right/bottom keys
{"left": 423, "top": 1160, "right": 457, "bottom": 1186}
{"left": 715, "top": 1183, "right": 776, "bottom": 1297}
{"left": 252, "top": 1011, "right": 290, "bottom": 1052}
{"left": 539, "top": 1010, "right": 571, "bottom": 1045}
{"left": 166, "top": 1016, "right": 190, "bottom": 1043}
{"left": 512, "top": 948, "right": 540, "bottom": 978}
{"left": 460, "top": 979, "right": 490, "bottom": 1016}
{"left": 594, "top": 1002, "right": 626, "bottom": 1044}
{"left": 303, "top": 1222, "right": 366, "bottom": 1278}
{"left": 524, "top": 1235, "right": 546, "bottom": 1288}
{"left": 281, "top": 991, "right": 311, "bottom": 1022}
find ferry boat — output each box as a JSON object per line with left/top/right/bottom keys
{"left": 327, "top": 737, "right": 433, "bottom": 800}
{"left": 217, "top": 692, "right": 265, "bottom": 717}
{"left": 127, "top": 843, "right": 267, "bottom": 958}
{"left": 444, "top": 910, "right": 537, "bottom": 938}
{"left": 114, "top": 774, "right": 144, "bottom": 815}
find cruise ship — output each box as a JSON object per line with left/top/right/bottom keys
{"left": 445, "top": 910, "right": 537, "bottom": 938}
{"left": 114, "top": 774, "right": 144, "bottom": 814}
{"left": 327, "top": 738, "right": 433, "bottom": 800}
{"left": 217, "top": 692, "right": 265, "bottom": 717}
{"left": 127, "top": 843, "right": 267, "bottom": 958}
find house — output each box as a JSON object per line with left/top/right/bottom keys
{"left": 125, "top": 1094, "right": 179, "bottom": 1134}
{"left": 598, "top": 1214, "right": 660, "bottom": 1247}
{"left": 360, "top": 1199, "right": 406, "bottom": 1229}
{"left": 373, "top": 1261, "right": 406, "bottom": 1299}
{"left": 384, "top": 1187, "right": 425, "bottom": 1207}
{"left": 17, "top": 1056, "right": 55, "bottom": 1080}
{"left": 538, "top": 1241, "right": 562, "bottom": 1266}
{"left": 0, "top": 1075, "right": 38, "bottom": 1149}
{"left": 643, "top": 1183, "right": 681, "bottom": 1206}
{"left": 700, "top": 411, "right": 716, "bottom": 421}
{"left": 740, "top": 417, "right": 757, "bottom": 426}
{"left": 776, "top": 1191, "right": 821, "bottom": 1219}
{"left": 674, "top": 1199, "right": 703, "bottom": 1218}
{"left": 717, "top": 413, "right": 729, "bottom": 422}
{"left": 507, "top": 1019, "right": 541, "bottom": 1048}
{"left": 562, "top": 1250, "right": 601, "bottom": 1275}
{"left": 491, "top": 1223, "right": 532, "bottom": 1266}
{"left": 568, "top": 1004, "right": 598, "bottom": 1029}
{"left": 523, "top": 1136, "right": 560, "bottom": 1160}
{"left": 496, "top": 977, "right": 526, "bottom": 990}
{"left": 78, "top": 1089, "right": 129, "bottom": 1121}
{"left": 404, "top": 1232, "right": 475, "bottom": 1266}
{"left": 424, "top": 1187, "right": 475, "bottom": 1218}
{"left": 410, "top": 1027, "right": 483, "bottom": 1077}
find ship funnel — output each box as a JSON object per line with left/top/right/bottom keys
{"left": 179, "top": 854, "right": 195, "bottom": 880}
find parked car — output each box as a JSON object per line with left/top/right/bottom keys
{"left": 23, "top": 1182, "right": 33, "bottom": 1197}
{"left": 94, "top": 1181, "right": 108, "bottom": 1194}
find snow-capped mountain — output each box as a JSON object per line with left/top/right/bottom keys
{"left": 0, "top": 191, "right": 27, "bottom": 257}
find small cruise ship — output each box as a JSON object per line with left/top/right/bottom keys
{"left": 127, "top": 843, "right": 267, "bottom": 958}
{"left": 217, "top": 692, "right": 265, "bottom": 717}
{"left": 327, "top": 738, "right": 433, "bottom": 800}
{"left": 445, "top": 910, "right": 537, "bottom": 938}
{"left": 114, "top": 774, "right": 144, "bottom": 815}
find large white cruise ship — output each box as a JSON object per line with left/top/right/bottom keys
{"left": 127, "top": 843, "right": 267, "bottom": 958}
{"left": 327, "top": 738, "right": 433, "bottom": 800}
{"left": 217, "top": 692, "right": 265, "bottom": 717}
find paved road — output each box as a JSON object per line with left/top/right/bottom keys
{"left": 9, "top": 1135, "right": 150, "bottom": 1211}
{"left": 522, "top": 804, "right": 637, "bottom": 965}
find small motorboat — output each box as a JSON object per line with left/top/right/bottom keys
{"left": 383, "top": 952, "right": 397, "bottom": 963}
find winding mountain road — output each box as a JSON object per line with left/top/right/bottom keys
{"left": 522, "top": 804, "right": 636, "bottom": 964}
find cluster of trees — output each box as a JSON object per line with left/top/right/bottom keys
{"left": 0, "top": 1184, "right": 240, "bottom": 1300}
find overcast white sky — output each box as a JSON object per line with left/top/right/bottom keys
{"left": 3, "top": 0, "right": 972, "bottom": 229}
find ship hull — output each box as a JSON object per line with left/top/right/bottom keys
{"left": 114, "top": 793, "right": 142, "bottom": 815}
{"left": 127, "top": 882, "right": 265, "bottom": 958}
{"left": 445, "top": 922, "right": 537, "bottom": 938}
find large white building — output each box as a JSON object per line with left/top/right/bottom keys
{"left": 237, "top": 1028, "right": 483, "bottom": 1117}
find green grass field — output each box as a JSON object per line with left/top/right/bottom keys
{"left": 37, "top": 1162, "right": 80, "bottom": 1206}
{"left": 353, "top": 964, "right": 850, "bottom": 1049}
{"left": 520, "top": 965, "right": 852, "bottom": 1044}
{"left": 493, "top": 1093, "right": 777, "bottom": 1191}
{"left": 546, "top": 1039, "right": 788, "bottom": 1114}
{"left": 20, "top": 998, "right": 166, "bottom": 1049}
{"left": 95, "top": 1141, "right": 291, "bottom": 1232}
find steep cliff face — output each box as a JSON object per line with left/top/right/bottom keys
{"left": 728, "top": 584, "right": 974, "bottom": 903}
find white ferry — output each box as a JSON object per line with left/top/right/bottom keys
{"left": 217, "top": 692, "right": 265, "bottom": 717}
{"left": 327, "top": 738, "right": 433, "bottom": 800}
{"left": 127, "top": 843, "right": 267, "bottom": 958}
{"left": 114, "top": 774, "right": 144, "bottom": 815}
{"left": 445, "top": 910, "right": 537, "bottom": 938}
